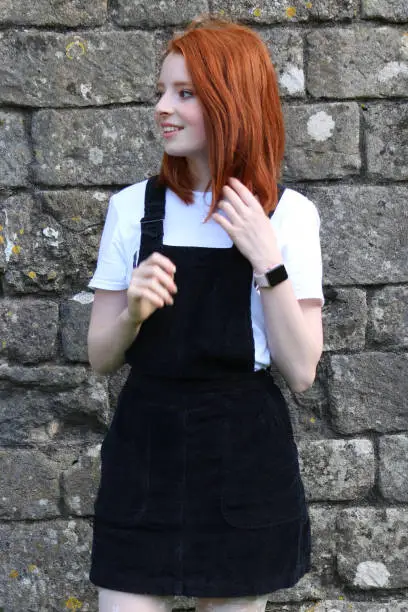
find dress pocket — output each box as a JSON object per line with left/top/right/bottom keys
{"left": 220, "top": 396, "right": 304, "bottom": 529}
{"left": 94, "top": 417, "right": 151, "bottom": 527}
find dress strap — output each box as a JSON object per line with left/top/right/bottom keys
{"left": 277, "top": 183, "right": 285, "bottom": 201}
{"left": 268, "top": 183, "right": 286, "bottom": 219}
{"left": 136, "top": 175, "right": 166, "bottom": 265}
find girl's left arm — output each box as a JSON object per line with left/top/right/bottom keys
{"left": 212, "top": 177, "right": 323, "bottom": 393}
{"left": 257, "top": 286, "right": 323, "bottom": 392}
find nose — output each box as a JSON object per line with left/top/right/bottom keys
{"left": 155, "top": 90, "right": 173, "bottom": 115}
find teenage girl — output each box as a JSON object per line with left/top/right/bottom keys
{"left": 87, "top": 15, "right": 324, "bottom": 612}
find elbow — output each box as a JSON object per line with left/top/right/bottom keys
{"left": 89, "top": 360, "right": 112, "bottom": 375}
{"left": 88, "top": 350, "right": 117, "bottom": 375}
{"left": 288, "top": 366, "right": 317, "bottom": 393}
{"left": 87, "top": 343, "right": 114, "bottom": 375}
{"left": 88, "top": 353, "right": 106, "bottom": 375}
{"left": 289, "top": 345, "right": 323, "bottom": 393}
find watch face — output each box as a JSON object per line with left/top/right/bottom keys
{"left": 265, "top": 269, "right": 277, "bottom": 285}
{"left": 265, "top": 265, "right": 288, "bottom": 286}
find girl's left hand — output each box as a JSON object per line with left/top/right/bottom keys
{"left": 212, "top": 177, "right": 283, "bottom": 274}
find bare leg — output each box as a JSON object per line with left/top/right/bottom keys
{"left": 196, "top": 595, "right": 269, "bottom": 612}
{"left": 98, "top": 588, "right": 174, "bottom": 612}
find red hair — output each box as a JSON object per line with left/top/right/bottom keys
{"left": 157, "top": 15, "right": 285, "bottom": 219}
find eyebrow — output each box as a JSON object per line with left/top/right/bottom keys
{"left": 156, "top": 81, "right": 194, "bottom": 88}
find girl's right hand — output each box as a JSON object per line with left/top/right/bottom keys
{"left": 126, "top": 252, "right": 177, "bottom": 325}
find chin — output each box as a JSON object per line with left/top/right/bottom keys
{"left": 165, "top": 150, "right": 186, "bottom": 157}
{"left": 165, "top": 149, "right": 196, "bottom": 159}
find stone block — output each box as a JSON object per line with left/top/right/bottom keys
{"left": 365, "top": 103, "right": 408, "bottom": 180}
{"left": 61, "top": 445, "right": 101, "bottom": 516}
{"left": 367, "top": 285, "right": 408, "bottom": 349}
{"left": 0, "top": 450, "right": 60, "bottom": 520}
{"left": 39, "top": 189, "right": 109, "bottom": 293}
{"left": 0, "top": 31, "right": 155, "bottom": 107}
{"left": 298, "top": 439, "right": 374, "bottom": 501}
{"left": 0, "top": 111, "right": 31, "bottom": 187}
{"left": 0, "top": 371, "right": 110, "bottom": 446}
{"left": 362, "top": 0, "right": 408, "bottom": 22}
{"left": 300, "top": 601, "right": 408, "bottom": 611}
{"left": 0, "top": 520, "right": 95, "bottom": 611}
{"left": 337, "top": 508, "right": 408, "bottom": 589}
{"left": 0, "top": 0, "right": 107, "bottom": 25}
{"left": 379, "top": 434, "right": 408, "bottom": 502}
{"left": 0, "top": 363, "right": 89, "bottom": 387}
{"left": 307, "top": 27, "right": 408, "bottom": 98}
{"left": 0, "top": 298, "right": 58, "bottom": 364}
{"left": 269, "top": 572, "right": 326, "bottom": 603}
{"left": 0, "top": 193, "right": 36, "bottom": 278}
{"left": 32, "top": 108, "right": 161, "bottom": 186}
{"left": 115, "top": 0, "right": 208, "bottom": 26}
{"left": 283, "top": 103, "right": 361, "bottom": 180}
{"left": 305, "top": 186, "right": 408, "bottom": 285}
{"left": 211, "top": 0, "right": 357, "bottom": 23}
{"left": 322, "top": 288, "right": 367, "bottom": 351}
{"left": 258, "top": 29, "right": 304, "bottom": 97}
{"left": 328, "top": 353, "right": 408, "bottom": 434}
{"left": 309, "top": 505, "right": 338, "bottom": 580}
{"left": 0, "top": 191, "right": 109, "bottom": 293}
{"left": 61, "top": 293, "right": 94, "bottom": 362}
{"left": 41, "top": 189, "right": 110, "bottom": 231}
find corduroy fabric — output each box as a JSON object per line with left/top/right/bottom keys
{"left": 90, "top": 177, "right": 311, "bottom": 596}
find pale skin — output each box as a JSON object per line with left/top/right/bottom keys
{"left": 88, "top": 52, "right": 323, "bottom": 390}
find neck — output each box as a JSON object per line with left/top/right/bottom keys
{"left": 187, "top": 154, "right": 211, "bottom": 192}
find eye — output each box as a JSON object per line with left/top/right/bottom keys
{"left": 154, "top": 91, "right": 163, "bottom": 100}
{"left": 180, "top": 89, "right": 194, "bottom": 99}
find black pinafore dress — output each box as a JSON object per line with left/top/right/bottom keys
{"left": 90, "top": 177, "right": 311, "bottom": 597}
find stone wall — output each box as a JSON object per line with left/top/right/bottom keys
{"left": 0, "top": 1, "right": 407, "bottom": 610}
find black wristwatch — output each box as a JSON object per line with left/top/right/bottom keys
{"left": 253, "top": 264, "right": 288, "bottom": 289}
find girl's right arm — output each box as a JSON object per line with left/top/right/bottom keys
{"left": 88, "top": 252, "right": 177, "bottom": 374}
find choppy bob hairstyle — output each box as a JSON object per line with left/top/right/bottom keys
{"left": 157, "top": 15, "right": 285, "bottom": 219}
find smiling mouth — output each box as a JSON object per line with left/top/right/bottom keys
{"left": 162, "top": 127, "right": 184, "bottom": 134}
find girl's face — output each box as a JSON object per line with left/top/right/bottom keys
{"left": 155, "top": 53, "right": 208, "bottom": 160}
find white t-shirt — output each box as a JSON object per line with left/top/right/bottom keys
{"left": 88, "top": 179, "right": 324, "bottom": 370}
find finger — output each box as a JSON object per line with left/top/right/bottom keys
{"left": 148, "top": 252, "right": 177, "bottom": 275}
{"left": 140, "top": 264, "right": 177, "bottom": 293}
{"left": 137, "top": 276, "right": 174, "bottom": 305}
{"left": 227, "top": 177, "right": 259, "bottom": 209}
{"left": 217, "top": 199, "right": 241, "bottom": 225}
{"left": 130, "top": 274, "right": 173, "bottom": 304}
{"left": 212, "top": 212, "right": 234, "bottom": 235}
{"left": 222, "top": 185, "right": 248, "bottom": 215}
{"left": 134, "top": 260, "right": 177, "bottom": 291}
{"left": 129, "top": 285, "right": 165, "bottom": 308}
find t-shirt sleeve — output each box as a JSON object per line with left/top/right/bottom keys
{"left": 88, "top": 195, "right": 129, "bottom": 291}
{"left": 279, "top": 195, "right": 324, "bottom": 306}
